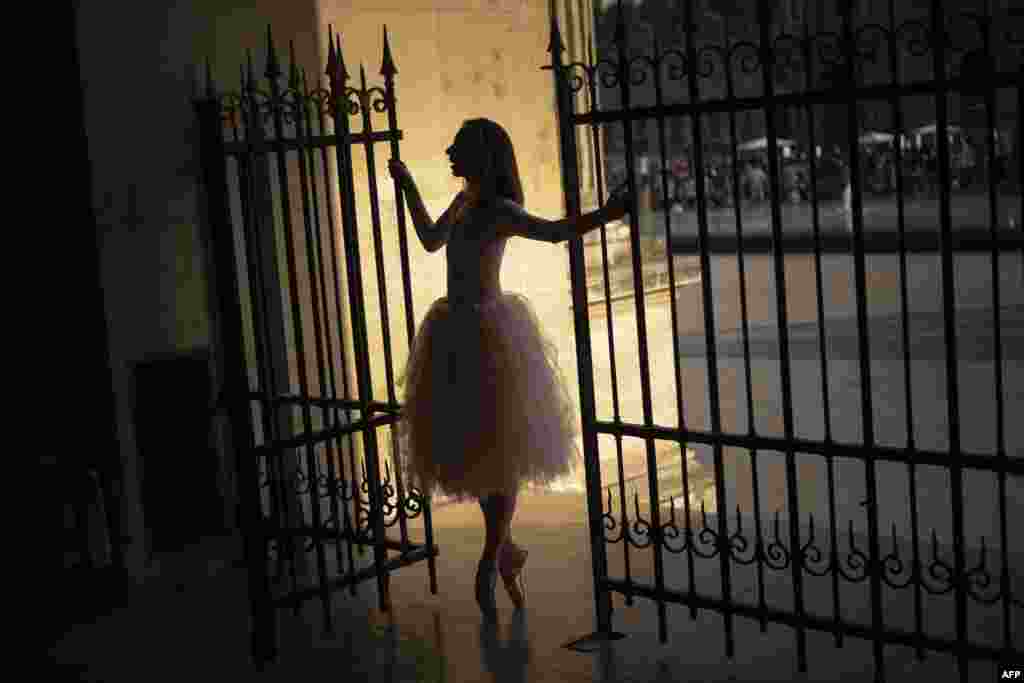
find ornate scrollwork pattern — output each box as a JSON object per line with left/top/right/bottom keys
{"left": 552, "top": 9, "right": 1020, "bottom": 112}
{"left": 562, "top": 61, "right": 591, "bottom": 95}
{"left": 879, "top": 523, "right": 913, "bottom": 589}
{"left": 601, "top": 486, "right": 627, "bottom": 545}
{"left": 922, "top": 530, "right": 956, "bottom": 595}
{"left": 728, "top": 506, "right": 756, "bottom": 566}
{"left": 799, "top": 514, "right": 831, "bottom": 578}
{"left": 626, "top": 489, "right": 654, "bottom": 549}
{"left": 213, "top": 77, "right": 397, "bottom": 140}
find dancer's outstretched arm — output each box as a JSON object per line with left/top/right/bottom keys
{"left": 493, "top": 189, "right": 631, "bottom": 244}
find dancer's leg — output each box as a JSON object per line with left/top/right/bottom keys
{"left": 503, "top": 488, "right": 518, "bottom": 545}
{"left": 479, "top": 494, "right": 511, "bottom": 564}
{"left": 497, "top": 488, "right": 527, "bottom": 608}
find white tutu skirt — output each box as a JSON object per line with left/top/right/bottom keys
{"left": 397, "top": 292, "right": 579, "bottom": 501}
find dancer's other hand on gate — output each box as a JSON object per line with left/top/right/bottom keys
{"left": 389, "top": 158, "right": 414, "bottom": 190}
{"left": 390, "top": 158, "right": 460, "bottom": 253}
{"left": 603, "top": 182, "right": 632, "bottom": 223}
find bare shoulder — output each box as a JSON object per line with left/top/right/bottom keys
{"left": 490, "top": 198, "right": 526, "bottom": 221}
{"left": 489, "top": 198, "right": 544, "bottom": 240}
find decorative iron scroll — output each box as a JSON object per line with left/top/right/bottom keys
{"left": 556, "top": 9, "right": 1023, "bottom": 100}
{"left": 203, "top": 28, "right": 397, "bottom": 141}
{"left": 598, "top": 485, "right": 1020, "bottom": 607}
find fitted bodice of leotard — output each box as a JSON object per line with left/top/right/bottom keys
{"left": 446, "top": 208, "right": 507, "bottom": 308}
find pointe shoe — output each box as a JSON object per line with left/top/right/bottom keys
{"left": 475, "top": 558, "right": 498, "bottom": 620}
{"left": 498, "top": 543, "right": 528, "bottom": 609}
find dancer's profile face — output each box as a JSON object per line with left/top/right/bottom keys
{"left": 446, "top": 126, "right": 480, "bottom": 181}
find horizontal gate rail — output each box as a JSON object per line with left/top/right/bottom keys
{"left": 249, "top": 415, "right": 398, "bottom": 454}
{"left": 571, "top": 71, "right": 1024, "bottom": 125}
{"left": 222, "top": 129, "right": 402, "bottom": 156}
{"left": 273, "top": 544, "right": 438, "bottom": 610}
{"left": 593, "top": 419, "right": 1024, "bottom": 476}
{"left": 245, "top": 390, "right": 400, "bottom": 415}
{"left": 669, "top": 229, "right": 1024, "bottom": 254}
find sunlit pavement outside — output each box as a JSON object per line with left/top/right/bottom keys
{"left": 636, "top": 191, "right": 1022, "bottom": 237}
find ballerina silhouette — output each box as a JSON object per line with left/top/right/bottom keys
{"left": 390, "top": 118, "right": 630, "bottom": 620}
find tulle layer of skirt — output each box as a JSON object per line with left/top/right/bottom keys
{"left": 397, "top": 293, "right": 579, "bottom": 502}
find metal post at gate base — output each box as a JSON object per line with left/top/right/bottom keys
{"left": 195, "top": 91, "right": 277, "bottom": 665}
{"left": 545, "top": 11, "right": 624, "bottom": 653}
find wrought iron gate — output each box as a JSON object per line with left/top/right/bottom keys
{"left": 195, "top": 26, "right": 437, "bottom": 664}
{"left": 549, "top": 1, "right": 1023, "bottom": 681}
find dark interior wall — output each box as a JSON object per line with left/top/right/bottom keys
{"left": 74, "top": 0, "right": 321, "bottom": 573}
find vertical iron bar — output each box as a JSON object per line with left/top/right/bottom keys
{"left": 289, "top": 55, "right": 343, "bottom": 628}
{"left": 638, "top": 27, "right": 668, "bottom": 647}
{"left": 329, "top": 31, "right": 391, "bottom": 613}
{"left": 649, "top": 20, "right": 697, "bottom": 622}
{"left": 356, "top": 63, "right": 409, "bottom": 559}
{"left": 610, "top": 0, "right": 635, "bottom": 610}
{"left": 243, "top": 56, "right": 302, "bottom": 600}
{"left": 722, "top": 12, "right": 768, "bottom": 634}
{"left": 357, "top": 64, "right": 398, "bottom": 409}
{"left": 928, "top": 3, "right": 968, "bottom": 681}
{"left": 323, "top": 38, "right": 366, "bottom": 561}
{"left": 978, "top": 1, "right": 1012, "bottom": 660}
{"left": 379, "top": 26, "right": 428, "bottom": 574}
{"left": 614, "top": 0, "right": 668, "bottom": 642}
{"left": 548, "top": 13, "right": 613, "bottom": 635}
{"left": 757, "top": 0, "right": 806, "bottom": 672}
{"left": 800, "top": 7, "right": 842, "bottom": 648}
{"left": 262, "top": 29, "right": 333, "bottom": 628}
{"left": 311, "top": 57, "right": 362, "bottom": 594}
{"left": 581, "top": 33, "right": 633, "bottom": 612}
{"left": 683, "top": 0, "right": 733, "bottom": 658}
{"left": 295, "top": 62, "right": 347, "bottom": 599}
{"left": 234, "top": 88, "right": 284, "bottom": 586}
{"left": 196, "top": 93, "right": 277, "bottom": 664}
{"left": 381, "top": 25, "right": 416, "bottom": 371}
{"left": 885, "top": 0, "right": 925, "bottom": 661}
{"left": 840, "top": 3, "right": 885, "bottom": 680}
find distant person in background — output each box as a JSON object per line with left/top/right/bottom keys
{"left": 746, "top": 162, "right": 767, "bottom": 202}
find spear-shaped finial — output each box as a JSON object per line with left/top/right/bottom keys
{"left": 326, "top": 23, "right": 337, "bottom": 79}
{"left": 288, "top": 39, "right": 300, "bottom": 90}
{"left": 335, "top": 32, "right": 350, "bottom": 83}
{"left": 547, "top": 12, "right": 564, "bottom": 56}
{"left": 205, "top": 57, "right": 216, "bottom": 99}
{"left": 265, "top": 25, "right": 282, "bottom": 80}
{"left": 380, "top": 24, "right": 397, "bottom": 78}
{"left": 359, "top": 62, "right": 367, "bottom": 91}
